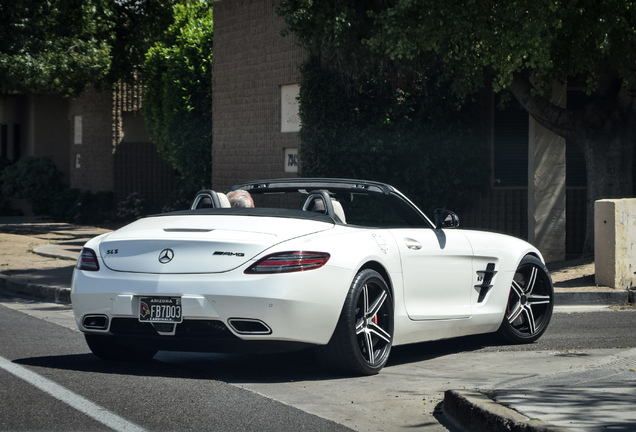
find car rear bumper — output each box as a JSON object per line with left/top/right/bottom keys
{"left": 71, "top": 264, "right": 351, "bottom": 348}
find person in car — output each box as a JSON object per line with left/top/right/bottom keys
{"left": 227, "top": 190, "right": 254, "bottom": 208}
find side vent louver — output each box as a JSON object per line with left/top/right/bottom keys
{"left": 475, "top": 263, "right": 497, "bottom": 303}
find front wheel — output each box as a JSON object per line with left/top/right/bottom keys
{"left": 85, "top": 334, "right": 157, "bottom": 361}
{"left": 316, "top": 269, "right": 394, "bottom": 375}
{"left": 497, "top": 255, "right": 554, "bottom": 344}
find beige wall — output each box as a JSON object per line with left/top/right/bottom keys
{"left": 212, "top": 0, "right": 306, "bottom": 191}
{"left": 528, "top": 84, "right": 567, "bottom": 263}
{"left": 595, "top": 199, "right": 636, "bottom": 289}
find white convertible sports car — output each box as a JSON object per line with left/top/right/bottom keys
{"left": 72, "top": 178, "right": 553, "bottom": 375}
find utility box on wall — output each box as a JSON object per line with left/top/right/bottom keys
{"left": 595, "top": 199, "right": 636, "bottom": 289}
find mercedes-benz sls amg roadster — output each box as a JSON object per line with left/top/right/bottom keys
{"left": 72, "top": 178, "right": 554, "bottom": 375}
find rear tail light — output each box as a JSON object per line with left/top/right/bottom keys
{"left": 76, "top": 248, "right": 100, "bottom": 271}
{"left": 244, "top": 251, "right": 330, "bottom": 274}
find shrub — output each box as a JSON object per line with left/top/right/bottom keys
{"left": 50, "top": 188, "right": 114, "bottom": 224}
{"left": 0, "top": 157, "right": 22, "bottom": 216}
{"left": 143, "top": 1, "right": 213, "bottom": 192}
{"left": 49, "top": 188, "right": 82, "bottom": 222}
{"left": 116, "top": 192, "right": 147, "bottom": 221}
{"left": 0, "top": 156, "right": 64, "bottom": 215}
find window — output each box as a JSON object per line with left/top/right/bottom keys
{"left": 74, "top": 115, "right": 82, "bottom": 144}
{"left": 280, "top": 84, "right": 300, "bottom": 133}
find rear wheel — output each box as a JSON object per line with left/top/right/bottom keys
{"left": 497, "top": 255, "right": 554, "bottom": 343}
{"left": 317, "top": 269, "right": 393, "bottom": 375}
{"left": 85, "top": 334, "right": 157, "bottom": 361}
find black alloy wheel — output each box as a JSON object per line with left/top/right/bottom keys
{"left": 317, "top": 269, "right": 394, "bottom": 375}
{"left": 497, "top": 255, "right": 554, "bottom": 343}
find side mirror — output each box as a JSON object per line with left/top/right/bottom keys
{"left": 434, "top": 209, "right": 460, "bottom": 229}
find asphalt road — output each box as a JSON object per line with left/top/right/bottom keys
{"left": 0, "top": 297, "right": 351, "bottom": 432}
{"left": 1, "top": 292, "right": 635, "bottom": 431}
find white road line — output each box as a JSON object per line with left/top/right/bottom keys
{"left": 0, "top": 355, "right": 146, "bottom": 432}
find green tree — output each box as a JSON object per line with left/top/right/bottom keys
{"left": 0, "top": 0, "right": 179, "bottom": 95}
{"left": 108, "top": 0, "right": 181, "bottom": 86}
{"left": 278, "top": 0, "right": 636, "bottom": 253}
{"left": 0, "top": 0, "right": 113, "bottom": 94}
{"left": 0, "top": 0, "right": 213, "bottom": 195}
{"left": 142, "top": 1, "right": 213, "bottom": 192}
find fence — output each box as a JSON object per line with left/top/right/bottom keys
{"left": 113, "top": 142, "right": 177, "bottom": 211}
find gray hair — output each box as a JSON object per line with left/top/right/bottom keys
{"left": 227, "top": 190, "right": 254, "bottom": 208}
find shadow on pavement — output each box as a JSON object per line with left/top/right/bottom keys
{"left": 13, "top": 335, "right": 509, "bottom": 384}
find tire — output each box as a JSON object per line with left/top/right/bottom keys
{"left": 316, "top": 269, "right": 394, "bottom": 375}
{"left": 84, "top": 334, "right": 157, "bottom": 361}
{"left": 497, "top": 255, "right": 554, "bottom": 344}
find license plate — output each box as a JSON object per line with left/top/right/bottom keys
{"left": 139, "top": 297, "right": 182, "bottom": 323}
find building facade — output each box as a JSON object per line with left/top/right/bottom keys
{"left": 69, "top": 84, "right": 177, "bottom": 208}
{"left": 211, "top": 0, "right": 305, "bottom": 191}
{"left": 211, "top": 0, "right": 590, "bottom": 262}
{"left": 0, "top": 84, "right": 176, "bottom": 213}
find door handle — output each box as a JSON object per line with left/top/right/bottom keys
{"left": 404, "top": 238, "right": 422, "bottom": 250}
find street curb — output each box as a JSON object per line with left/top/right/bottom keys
{"left": 554, "top": 290, "right": 629, "bottom": 305}
{"left": 0, "top": 274, "right": 70, "bottom": 304}
{"left": 443, "top": 389, "right": 574, "bottom": 432}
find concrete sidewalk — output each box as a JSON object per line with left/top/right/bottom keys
{"left": 0, "top": 216, "right": 113, "bottom": 303}
{"left": 1, "top": 216, "right": 634, "bottom": 432}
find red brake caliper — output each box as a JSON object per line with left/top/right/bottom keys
{"left": 506, "top": 289, "right": 514, "bottom": 315}
{"left": 372, "top": 314, "right": 378, "bottom": 325}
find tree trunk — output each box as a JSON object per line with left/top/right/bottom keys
{"left": 510, "top": 74, "right": 636, "bottom": 257}
{"left": 577, "top": 131, "right": 634, "bottom": 255}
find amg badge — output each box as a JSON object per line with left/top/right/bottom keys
{"left": 213, "top": 251, "right": 245, "bottom": 257}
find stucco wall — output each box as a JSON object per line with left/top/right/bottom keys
{"left": 212, "top": 0, "right": 305, "bottom": 191}
{"left": 69, "top": 87, "right": 114, "bottom": 192}
{"left": 595, "top": 199, "right": 636, "bottom": 289}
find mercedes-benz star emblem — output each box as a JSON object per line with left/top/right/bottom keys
{"left": 158, "top": 248, "right": 174, "bottom": 264}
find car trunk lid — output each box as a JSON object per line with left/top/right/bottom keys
{"left": 98, "top": 214, "right": 333, "bottom": 274}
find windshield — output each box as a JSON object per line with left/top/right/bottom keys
{"left": 188, "top": 179, "right": 433, "bottom": 229}
{"left": 248, "top": 190, "right": 430, "bottom": 228}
